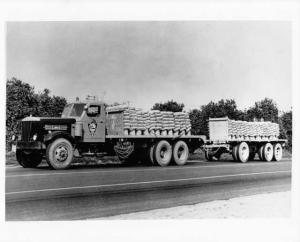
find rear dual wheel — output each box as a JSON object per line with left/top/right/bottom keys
{"left": 172, "top": 141, "right": 189, "bottom": 166}
{"left": 258, "top": 143, "right": 274, "bottom": 162}
{"left": 258, "top": 142, "right": 282, "bottom": 162}
{"left": 232, "top": 142, "right": 250, "bottom": 163}
{"left": 150, "top": 140, "right": 189, "bottom": 167}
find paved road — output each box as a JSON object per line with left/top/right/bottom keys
{"left": 6, "top": 158, "right": 291, "bottom": 220}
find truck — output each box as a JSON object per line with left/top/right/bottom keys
{"left": 12, "top": 100, "right": 286, "bottom": 170}
{"left": 13, "top": 100, "right": 206, "bottom": 169}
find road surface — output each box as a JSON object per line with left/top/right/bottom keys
{"left": 6, "top": 158, "right": 291, "bottom": 220}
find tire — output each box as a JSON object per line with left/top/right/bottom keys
{"left": 258, "top": 145, "right": 264, "bottom": 161}
{"left": 172, "top": 141, "right": 189, "bottom": 166}
{"left": 148, "top": 145, "right": 155, "bottom": 165}
{"left": 237, "top": 142, "right": 250, "bottom": 163}
{"left": 232, "top": 144, "right": 239, "bottom": 161}
{"left": 263, "top": 142, "right": 274, "bottom": 162}
{"left": 46, "top": 138, "right": 74, "bottom": 170}
{"left": 16, "top": 149, "right": 42, "bottom": 168}
{"left": 153, "top": 140, "right": 172, "bottom": 166}
{"left": 273, "top": 143, "right": 283, "bottom": 161}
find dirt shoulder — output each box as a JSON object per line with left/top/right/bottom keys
{"left": 102, "top": 191, "right": 291, "bottom": 219}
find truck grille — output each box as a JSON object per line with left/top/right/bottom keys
{"left": 21, "top": 121, "right": 32, "bottom": 141}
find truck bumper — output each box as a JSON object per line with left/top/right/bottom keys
{"left": 16, "top": 141, "right": 46, "bottom": 150}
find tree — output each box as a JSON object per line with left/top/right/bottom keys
{"left": 152, "top": 100, "right": 184, "bottom": 112}
{"left": 189, "top": 99, "right": 244, "bottom": 136}
{"left": 6, "top": 78, "right": 67, "bottom": 147}
{"left": 279, "top": 110, "right": 292, "bottom": 151}
{"left": 245, "top": 98, "right": 279, "bottom": 122}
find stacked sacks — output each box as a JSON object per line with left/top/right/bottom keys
{"left": 174, "top": 112, "right": 187, "bottom": 135}
{"left": 128, "top": 107, "right": 138, "bottom": 135}
{"left": 149, "top": 110, "right": 160, "bottom": 135}
{"left": 161, "top": 111, "right": 175, "bottom": 136}
{"left": 120, "top": 107, "right": 193, "bottom": 136}
{"left": 136, "top": 109, "right": 146, "bottom": 135}
{"left": 122, "top": 108, "right": 131, "bottom": 135}
{"left": 184, "top": 113, "right": 192, "bottom": 135}
{"left": 142, "top": 111, "right": 150, "bottom": 135}
{"left": 227, "top": 118, "right": 279, "bottom": 140}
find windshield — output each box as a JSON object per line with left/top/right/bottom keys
{"left": 61, "top": 103, "right": 86, "bottom": 117}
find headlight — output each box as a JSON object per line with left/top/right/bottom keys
{"left": 32, "top": 134, "right": 38, "bottom": 141}
{"left": 11, "top": 135, "right": 16, "bottom": 141}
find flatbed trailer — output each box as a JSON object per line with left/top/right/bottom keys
{"left": 202, "top": 117, "right": 286, "bottom": 162}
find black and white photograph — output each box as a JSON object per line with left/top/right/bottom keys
{"left": 5, "top": 20, "right": 293, "bottom": 220}
{"left": 1, "top": 1, "right": 300, "bottom": 242}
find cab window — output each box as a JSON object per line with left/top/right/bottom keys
{"left": 62, "top": 103, "right": 86, "bottom": 117}
{"left": 87, "top": 105, "right": 100, "bottom": 116}
{"left": 70, "top": 104, "right": 86, "bottom": 117}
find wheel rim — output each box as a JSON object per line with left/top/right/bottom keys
{"left": 160, "top": 145, "right": 171, "bottom": 163}
{"left": 177, "top": 146, "right": 187, "bottom": 160}
{"left": 264, "top": 143, "right": 273, "bottom": 161}
{"left": 274, "top": 144, "right": 283, "bottom": 161}
{"left": 55, "top": 145, "right": 68, "bottom": 162}
{"left": 238, "top": 142, "right": 249, "bottom": 162}
{"left": 155, "top": 141, "right": 172, "bottom": 166}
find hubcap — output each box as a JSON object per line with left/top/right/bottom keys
{"left": 177, "top": 146, "right": 187, "bottom": 160}
{"left": 275, "top": 146, "right": 282, "bottom": 159}
{"left": 265, "top": 147, "right": 272, "bottom": 159}
{"left": 55, "top": 146, "right": 68, "bottom": 162}
{"left": 160, "top": 147, "right": 167, "bottom": 159}
{"left": 240, "top": 146, "right": 249, "bottom": 160}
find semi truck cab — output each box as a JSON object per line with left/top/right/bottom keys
{"left": 15, "top": 101, "right": 108, "bottom": 169}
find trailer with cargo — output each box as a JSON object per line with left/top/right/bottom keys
{"left": 12, "top": 99, "right": 286, "bottom": 170}
{"left": 203, "top": 117, "right": 286, "bottom": 163}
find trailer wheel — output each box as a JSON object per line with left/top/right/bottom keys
{"left": 232, "top": 144, "right": 239, "bottom": 161}
{"left": 273, "top": 143, "right": 283, "bottom": 161}
{"left": 172, "top": 141, "right": 189, "bottom": 166}
{"left": 258, "top": 145, "right": 264, "bottom": 161}
{"left": 237, "top": 142, "right": 250, "bottom": 163}
{"left": 153, "top": 140, "right": 172, "bottom": 166}
{"left": 16, "top": 150, "right": 42, "bottom": 168}
{"left": 263, "top": 143, "right": 274, "bottom": 162}
{"left": 46, "top": 138, "right": 74, "bottom": 170}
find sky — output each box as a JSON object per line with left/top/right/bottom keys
{"left": 6, "top": 21, "right": 292, "bottom": 111}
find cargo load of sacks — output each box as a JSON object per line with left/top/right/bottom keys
{"left": 228, "top": 119, "right": 279, "bottom": 140}
{"left": 107, "top": 106, "right": 191, "bottom": 136}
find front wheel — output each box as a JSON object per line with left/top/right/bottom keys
{"left": 16, "top": 150, "right": 42, "bottom": 168}
{"left": 46, "top": 138, "right": 74, "bottom": 170}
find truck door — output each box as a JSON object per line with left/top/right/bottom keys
{"left": 83, "top": 104, "right": 105, "bottom": 142}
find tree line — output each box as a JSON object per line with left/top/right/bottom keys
{"left": 6, "top": 78, "right": 67, "bottom": 145}
{"left": 6, "top": 78, "right": 292, "bottom": 151}
{"left": 152, "top": 99, "right": 292, "bottom": 150}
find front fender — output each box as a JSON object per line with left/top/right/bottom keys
{"left": 44, "top": 131, "right": 75, "bottom": 144}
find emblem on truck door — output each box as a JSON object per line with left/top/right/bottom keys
{"left": 88, "top": 119, "right": 97, "bottom": 136}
